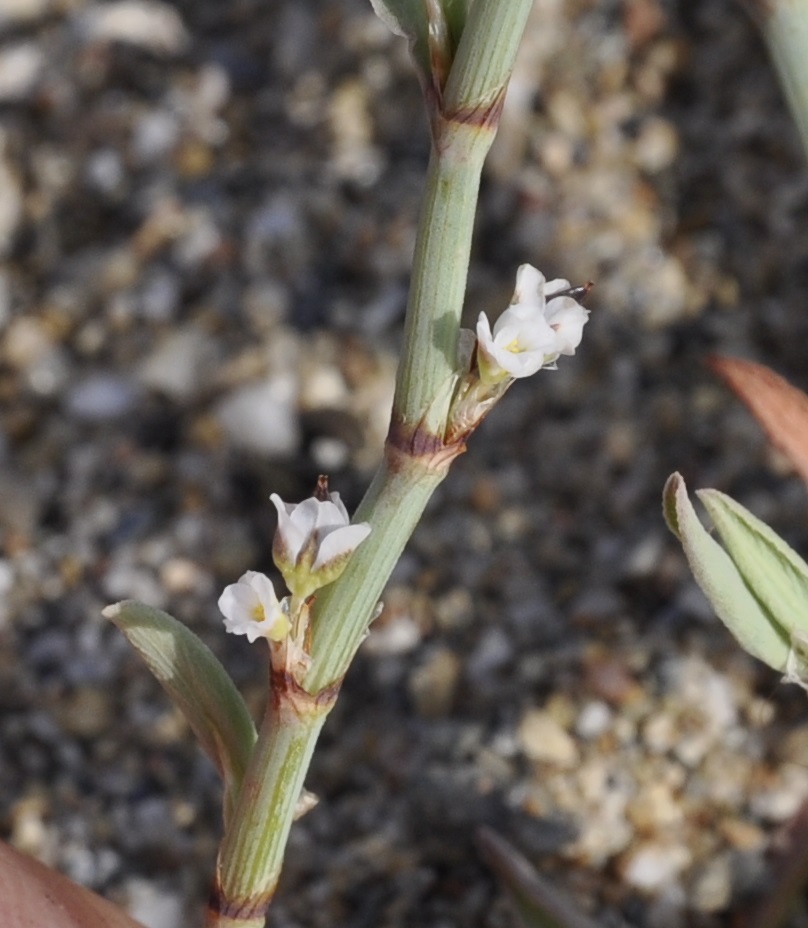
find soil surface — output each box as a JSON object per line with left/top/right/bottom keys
{"left": 2, "top": 2, "right": 808, "bottom": 927}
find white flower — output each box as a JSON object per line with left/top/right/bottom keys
{"left": 270, "top": 488, "right": 371, "bottom": 597}
{"left": 218, "top": 570, "right": 290, "bottom": 643}
{"left": 476, "top": 264, "right": 589, "bottom": 384}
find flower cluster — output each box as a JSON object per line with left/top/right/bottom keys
{"left": 475, "top": 264, "right": 589, "bottom": 385}
{"left": 218, "top": 479, "right": 371, "bottom": 649}
{"left": 445, "top": 264, "right": 590, "bottom": 445}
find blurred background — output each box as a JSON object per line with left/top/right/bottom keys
{"left": 2, "top": 1, "right": 808, "bottom": 926}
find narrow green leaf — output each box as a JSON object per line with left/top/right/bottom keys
{"left": 478, "top": 828, "right": 602, "bottom": 928}
{"left": 103, "top": 600, "right": 256, "bottom": 822}
{"left": 663, "top": 474, "right": 790, "bottom": 670}
{"left": 442, "top": 0, "right": 471, "bottom": 49}
{"left": 698, "top": 489, "right": 808, "bottom": 642}
{"left": 369, "top": 0, "right": 430, "bottom": 77}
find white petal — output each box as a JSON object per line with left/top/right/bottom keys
{"left": 270, "top": 493, "right": 310, "bottom": 561}
{"left": 219, "top": 572, "right": 288, "bottom": 642}
{"left": 313, "top": 499, "right": 350, "bottom": 530}
{"left": 218, "top": 584, "right": 251, "bottom": 621}
{"left": 512, "top": 264, "right": 545, "bottom": 305}
{"left": 476, "top": 312, "right": 495, "bottom": 350}
{"left": 544, "top": 278, "right": 571, "bottom": 297}
{"left": 326, "top": 491, "right": 350, "bottom": 524}
{"left": 244, "top": 570, "right": 279, "bottom": 610}
{"left": 313, "top": 522, "right": 372, "bottom": 571}
{"left": 545, "top": 297, "right": 589, "bottom": 355}
{"left": 219, "top": 581, "right": 259, "bottom": 633}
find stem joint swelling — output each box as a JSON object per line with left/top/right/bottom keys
{"left": 429, "top": 82, "right": 505, "bottom": 153}
{"left": 386, "top": 412, "right": 467, "bottom": 475}
{"left": 270, "top": 663, "right": 343, "bottom": 715}
{"left": 206, "top": 880, "right": 272, "bottom": 928}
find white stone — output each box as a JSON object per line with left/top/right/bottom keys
{"left": 66, "top": 374, "right": 140, "bottom": 420}
{"left": 0, "top": 42, "right": 43, "bottom": 101}
{"left": 124, "top": 878, "right": 184, "bottom": 928}
{"left": 138, "top": 328, "right": 212, "bottom": 401}
{"left": 575, "top": 701, "right": 612, "bottom": 739}
{"left": 0, "top": 0, "right": 51, "bottom": 27}
{"left": 622, "top": 840, "right": 691, "bottom": 892}
{"left": 518, "top": 709, "right": 579, "bottom": 768}
{"left": 366, "top": 614, "right": 422, "bottom": 656}
{"left": 215, "top": 376, "right": 300, "bottom": 456}
{"left": 77, "top": 1, "right": 190, "bottom": 56}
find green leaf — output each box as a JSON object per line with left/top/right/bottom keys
{"left": 369, "top": 0, "right": 430, "bottom": 76}
{"left": 478, "top": 828, "right": 603, "bottom": 928}
{"left": 442, "top": 0, "right": 471, "bottom": 49}
{"left": 103, "top": 600, "right": 257, "bottom": 824}
{"left": 698, "top": 488, "right": 808, "bottom": 642}
{"left": 369, "top": 0, "right": 472, "bottom": 92}
{"left": 663, "top": 473, "right": 790, "bottom": 671}
{"left": 368, "top": 0, "right": 419, "bottom": 36}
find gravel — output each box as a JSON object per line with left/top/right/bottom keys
{"left": 2, "top": 1, "right": 808, "bottom": 927}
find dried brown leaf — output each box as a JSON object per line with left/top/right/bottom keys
{"left": 709, "top": 356, "right": 808, "bottom": 489}
{"left": 0, "top": 841, "right": 146, "bottom": 928}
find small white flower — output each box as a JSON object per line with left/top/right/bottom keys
{"left": 218, "top": 570, "right": 290, "bottom": 643}
{"left": 270, "top": 487, "right": 371, "bottom": 597}
{"left": 476, "top": 264, "right": 589, "bottom": 384}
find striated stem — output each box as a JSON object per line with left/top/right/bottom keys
{"left": 208, "top": 3, "right": 536, "bottom": 923}
{"left": 305, "top": 443, "right": 449, "bottom": 694}
{"left": 392, "top": 135, "right": 490, "bottom": 433}
{"left": 205, "top": 666, "right": 334, "bottom": 928}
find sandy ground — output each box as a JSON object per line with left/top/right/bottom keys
{"left": 3, "top": 1, "right": 808, "bottom": 926}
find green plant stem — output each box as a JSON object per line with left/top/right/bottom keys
{"left": 395, "top": 0, "right": 535, "bottom": 432}
{"left": 747, "top": 0, "right": 808, "bottom": 158}
{"left": 393, "top": 139, "right": 488, "bottom": 431}
{"left": 310, "top": 0, "right": 535, "bottom": 686}
{"left": 444, "top": 0, "right": 535, "bottom": 114}
{"left": 210, "top": 3, "right": 536, "bottom": 923}
{"left": 306, "top": 451, "right": 446, "bottom": 693}
{"left": 206, "top": 685, "right": 329, "bottom": 928}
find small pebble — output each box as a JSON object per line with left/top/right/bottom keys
{"left": 620, "top": 840, "right": 691, "bottom": 892}
{"left": 215, "top": 377, "right": 301, "bottom": 456}
{"left": 65, "top": 374, "right": 140, "bottom": 420}
{"left": 408, "top": 647, "right": 461, "bottom": 718}
{"left": 689, "top": 853, "right": 732, "bottom": 913}
{"left": 138, "top": 328, "right": 213, "bottom": 401}
{"left": 123, "top": 878, "right": 184, "bottom": 928}
{"left": 77, "top": 1, "right": 190, "bottom": 55}
{"left": 575, "top": 701, "right": 612, "bottom": 739}
{"left": 0, "top": 42, "right": 43, "bottom": 101}
{"left": 518, "top": 709, "right": 579, "bottom": 769}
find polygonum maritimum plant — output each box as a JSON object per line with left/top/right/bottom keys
{"left": 102, "top": 272, "right": 589, "bottom": 928}
{"left": 94, "top": 2, "right": 593, "bottom": 926}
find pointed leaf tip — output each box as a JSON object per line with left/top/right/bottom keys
{"left": 662, "top": 472, "right": 684, "bottom": 538}
{"left": 662, "top": 474, "right": 790, "bottom": 671}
